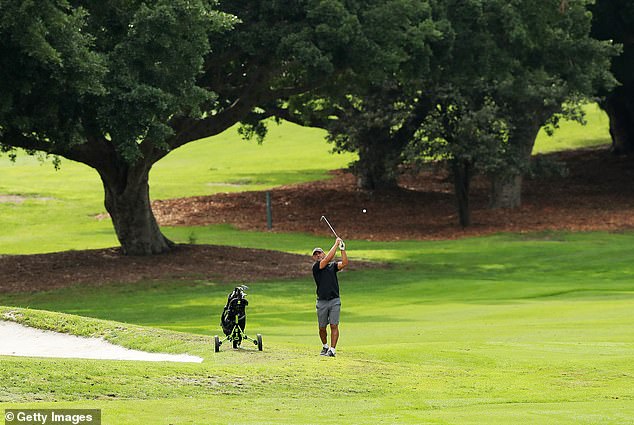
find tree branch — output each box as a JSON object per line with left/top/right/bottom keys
{"left": 1, "top": 130, "right": 112, "bottom": 169}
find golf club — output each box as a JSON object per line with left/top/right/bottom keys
{"left": 320, "top": 215, "right": 339, "bottom": 238}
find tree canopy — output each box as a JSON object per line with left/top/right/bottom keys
{"left": 311, "top": 0, "right": 617, "bottom": 226}
{"left": 438, "top": 0, "right": 616, "bottom": 213}
{"left": 0, "top": 0, "right": 620, "bottom": 251}
{"left": 0, "top": 0, "right": 417, "bottom": 255}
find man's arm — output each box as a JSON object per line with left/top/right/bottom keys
{"left": 319, "top": 238, "right": 342, "bottom": 269}
{"left": 338, "top": 240, "right": 348, "bottom": 270}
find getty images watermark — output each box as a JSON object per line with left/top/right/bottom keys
{"left": 4, "top": 409, "right": 101, "bottom": 425}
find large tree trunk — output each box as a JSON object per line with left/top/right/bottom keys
{"left": 451, "top": 159, "right": 473, "bottom": 228}
{"left": 355, "top": 149, "right": 397, "bottom": 190}
{"left": 490, "top": 174, "right": 523, "bottom": 209}
{"left": 602, "top": 86, "right": 634, "bottom": 154}
{"left": 489, "top": 120, "right": 541, "bottom": 209}
{"left": 98, "top": 161, "right": 174, "bottom": 256}
{"left": 355, "top": 129, "right": 400, "bottom": 191}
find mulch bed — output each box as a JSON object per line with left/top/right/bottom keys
{"left": 154, "top": 146, "right": 634, "bottom": 239}
{"left": 0, "top": 245, "right": 308, "bottom": 294}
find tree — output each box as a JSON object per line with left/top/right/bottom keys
{"left": 403, "top": 0, "right": 615, "bottom": 226}
{"left": 480, "top": 0, "right": 617, "bottom": 208}
{"left": 1, "top": 0, "right": 233, "bottom": 255}
{"left": 591, "top": 0, "right": 634, "bottom": 154}
{"left": 411, "top": 93, "right": 507, "bottom": 227}
{"left": 326, "top": 83, "right": 434, "bottom": 190}
{"left": 322, "top": 0, "right": 447, "bottom": 190}
{"left": 283, "top": 0, "right": 615, "bottom": 211}
{"left": 0, "top": 0, "right": 107, "bottom": 159}
{"left": 392, "top": 0, "right": 614, "bottom": 223}
{"left": 269, "top": 0, "right": 448, "bottom": 191}
{"left": 0, "top": 0, "right": 394, "bottom": 255}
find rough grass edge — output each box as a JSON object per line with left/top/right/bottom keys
{"left": 0, "top": 306, "right": 212, "bottom": 358}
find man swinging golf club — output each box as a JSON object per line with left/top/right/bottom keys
{"left": 312, "top": 216, "right": 348, "bottom": 357}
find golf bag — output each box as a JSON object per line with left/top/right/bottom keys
{"left": 221, "top": 286, "right": 248, "bottom": 336}
{"left": 214, "top": 285, "right": 262, "bottom": 352}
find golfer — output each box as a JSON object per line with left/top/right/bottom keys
{"left": 311, "top": 237, "right": 348, "bottom": 357}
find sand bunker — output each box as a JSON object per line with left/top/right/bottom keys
{"left": 0, "top": 321, "right": 203, "bottom": 363}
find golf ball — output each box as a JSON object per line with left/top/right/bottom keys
{"left": 362, "top": 209, "right": 367, "bottom": 213}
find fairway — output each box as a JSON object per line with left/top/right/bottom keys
{"left": 2, "top": 231, "right": 634, "bottom": 424}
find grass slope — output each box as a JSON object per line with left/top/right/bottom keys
{"left": 533, "top": 103, "right": 611, "bottom": 153}
{"left": 2, "top": 230, "right": 634, "bottom": 424}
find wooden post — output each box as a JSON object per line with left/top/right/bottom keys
{"left": 266, "top": 191, "right": 272, "bottom": 230}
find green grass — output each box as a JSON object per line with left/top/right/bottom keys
{"left": 151, "top": 120, "right": 353, "bottom": 199}
{"left": 2, "top": 230, "right": 634, "bottom": 424}
{"left": 533, "top": 103, "right": 611, "bottom": 153}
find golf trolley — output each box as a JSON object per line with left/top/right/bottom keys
{"left": 214, "top": 285, "right": 263, "bottom": 352}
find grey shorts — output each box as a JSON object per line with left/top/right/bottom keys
{"left": 316, "top": 297, "right": 341, "bottom": 328}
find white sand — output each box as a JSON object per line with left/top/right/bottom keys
{"left": 0, "top": 321, "right": 203, "bottom": 363}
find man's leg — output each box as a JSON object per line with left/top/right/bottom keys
{"left": 330, "top": 298, "right": 341, "bottom": 348}
{"left": 328, "top": 298, "right": 341, "bottom": 355}
{"left": 319, "top": 326, "right": 328, "bottom": 345}
{"left": 329, "top": 324, "right": 339, "bottom": 348}
{"left": 317, "top": 299, "right": 330, "bottom": 355}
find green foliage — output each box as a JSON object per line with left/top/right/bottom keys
{"left": 278, "top": 1, "right": 447, "bottom": 189}
{"left": 434, "top": 0, "right": 617, "bottom": 148}
{"left": 591, "top": 0, "right": 634, "bottom": 86}
{"left": 0, "top": 0, "right": 236, "bottom": 162}
{"left": 292, "top": 0, "right": 617, "bottom": 195}
{"left": 398, "top": 0, "right": 619, "bottom": 219}
{"left": 493, "top": 0, "right": 618, "bottom": 114}
{"left": 412, "top": 95, "right": 508, "bottom": 173}
{"left": 0, "top": 0, "right": 106, "bottom": 151}
{"left": 91, "top": 0, "right": 234, "bottom": 162}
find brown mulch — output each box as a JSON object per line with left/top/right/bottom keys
{"left": 2, "top": 145, "right": 634, "bottom": 294}
{"left": 154, "top": 146, "right": 634, "bottom": 239}
{"left": 0, "top": 245, "right": 312, "bottom": 294}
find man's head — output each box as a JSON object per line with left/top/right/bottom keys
{"left": 312, "top": 247, "right": 325, "bottom": 261}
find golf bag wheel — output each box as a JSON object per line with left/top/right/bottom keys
{"left": 257, "top": 334, "right": 263, "bottom": 351}
{"left": 214, "top": 335, "right": 220, "bottom": 353}
{"left": 233, "top": 339, "right": 240, "bottom": 349}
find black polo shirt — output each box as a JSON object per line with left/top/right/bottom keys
{"left": 312, "top": 261, "right": 340, "bottom": 300}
